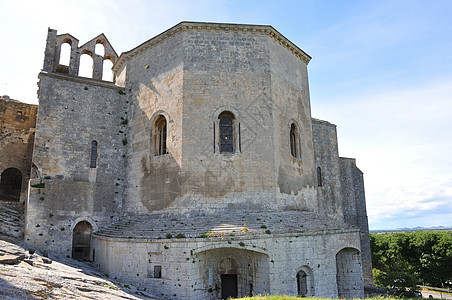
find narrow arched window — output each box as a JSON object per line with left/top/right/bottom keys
{"left": 317, "top": 167, "right": 323, "bottom": 187}
{"left": 59, "top": 42, "right": 71, "bottom": 66}
{"left": 90, "top": 140, "right": 98, "bottom": 168}
{"left": 102, "top": 57, "right": 114, "bottom": 82}
{"left": 290, "top": 123, "right": 298, "bottom": 157}
{"left": 155, "top": 116, "right": 167, "bottom": 155}
{"left": 219, "top": 112, "right": 234, "bottom": 153}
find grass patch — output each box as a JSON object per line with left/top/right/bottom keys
{"left": 31, "top": 183, "right": 45, "bottom": 188}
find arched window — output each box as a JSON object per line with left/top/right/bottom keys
{"left": 290, "top": 123, "right": 298, "bottom": 158}
{"left": 78, "top": 51, "right": 94, "bottom": 78}
{"left": 95, "top": 43, "right": 105, "bottom": 56}
{"left": 102, "top": 57, "right": 114, "bottom": 82}
{"left": 317, "top": 167, "right": 322, "bottom": 186}
{"left": 154, "top": 116, "right": 167, "bottom": 155}
{"left": 219, "top": 112, "right": 235, "bottom": 153}
{"left": 0, "top": 168, "right": 22, "bottom": 201}
{"left": 59, "top": 41, "right": 71, "bottom": 66}
{"left": 90, "top": 140, "right": 98, "bottom": 168}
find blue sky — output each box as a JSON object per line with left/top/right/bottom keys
{"left": 1, "top": 0, "right": 451, "bottom": 230}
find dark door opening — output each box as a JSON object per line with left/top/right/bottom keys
{"left": 0, "top": 168, "right": 22, "bottom": 201}
{"left": 221, "top": 274, "right": 238, "bottom": 299}
{"left": 297, "top": 270, "right": 308, "bottom": 296}
{"left": 72, "top": 221, "right": 92, "bottom": 261}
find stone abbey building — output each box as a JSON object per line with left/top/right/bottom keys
{"left": 1, "top": 22, "right": 372, "bottom": 299}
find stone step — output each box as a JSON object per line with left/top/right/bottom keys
{"left": 0, "top": 204, "right": 23, "bottom": 238}
{"left": 95, "top": 210, "right": 355, "bottom": 240}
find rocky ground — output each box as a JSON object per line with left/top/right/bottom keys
{"left": 0, "top": 235, "right": 160, "bottom": 300}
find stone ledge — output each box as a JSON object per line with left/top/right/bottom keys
{"left": 38, "top": 72, "right": 124, "bottom": 90}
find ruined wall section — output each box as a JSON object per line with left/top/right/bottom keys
{"left": 339, "top": 158, "right": 373, "bottom": 285}
{"left": 177, "top": 27, "right": 279, "bottom": 211}
{"left": 268, "top": 35, "right": 317, "bottom": 211}
{"left": 43, "top": 28, "right": 118, "bottom": 80}
{"left": 0, "top": 97, "right": 37, "bottom": 204}
{"left": 120, "top": 33, "right": 185, "bottom": 214}
{"left": 25, "top": 72, "right": 127, "bottom": 255}
{"left": 311, "top": 119, "right": 343, "bottom": 220}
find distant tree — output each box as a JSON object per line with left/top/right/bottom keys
{"left": 409, "top": 230, "right": 452, "bottom": 287}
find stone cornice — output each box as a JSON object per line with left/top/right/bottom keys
{"left": 38, "top": 71, "right": 123, "bottom": 90}
{"left": 113, "top": 21, "right": 311, "bottom": 72}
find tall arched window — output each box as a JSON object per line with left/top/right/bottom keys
{"left": 219, "top": 112, "right": 235, "bottom": 153}
{"left": 102, "top": 57, "right": 114, "bottom": 82}
{"left": 90, "top": 140, "right": 98, "bottom": 168}
{"left": 290, "top": 123, "right": 298, "bottom": 158}
{"left": 155, "top": 116, "right": 167, "bottom": 155}
{"left": 59, "top": 41, "right": 72, "bottom": 66}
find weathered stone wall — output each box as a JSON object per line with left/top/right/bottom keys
{"left": 0, "top": 96, "right": 37, "bottom": 205}
{"left": 312, "top": 119, "right": 343, "bottom": 220}
{"left": 25, "top": 72, "right": 127, "bottom": 255}
{"left": 92, "top": 229, "right": 362, "bottom": 300}
{"left": 312, "top": 118, "right": 372, "bottom": 285}
{"left": 33, "top": 73, "right": 126, "bottom": 182}
{"left": 340, "top": 158, "right": 373, "bottom": 285}
{"left": 268, "top": 34, "right": 317, "bottom": 211}
{"left": 179, "top": 29, "right": 278, "bottom": 210}
{"left": 121, "top": 33, "right": 185, "bottom": 214}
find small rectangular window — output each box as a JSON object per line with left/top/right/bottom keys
{"left": 154, "top": 265, "right": 162, "bottom": 278}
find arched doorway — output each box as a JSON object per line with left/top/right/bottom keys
{"left": 0, "top": 168, "right": 22, "bottom": 201}
{"left": 336, "top": 248, "right": 364, "bottom": 298}
{"left": 72, "top": 221, "right": 93, "bottom": 261}
{"left": 196, "top": 247, "right": 270, "bottom": 299}
{"left": 296, "top": 266, "right": 314, "bottom": 296}
{"left": 297, "top": 270, "right": 308, "bottom": 296}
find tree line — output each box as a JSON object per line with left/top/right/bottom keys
{"left": 370, "top": 230, "right": 452, "bottom": 289}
